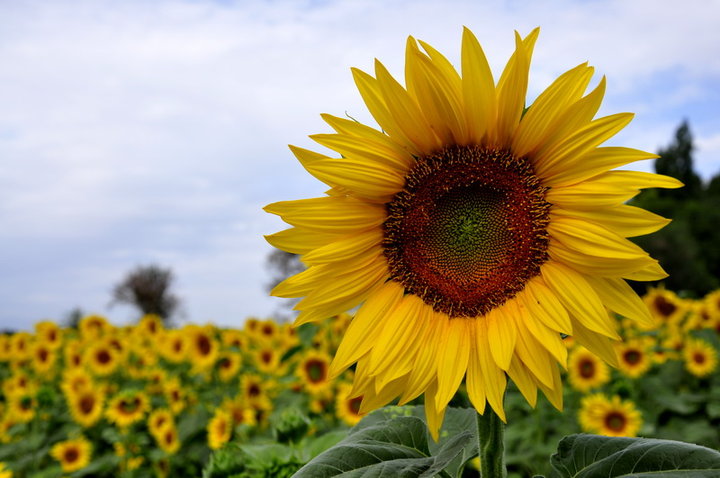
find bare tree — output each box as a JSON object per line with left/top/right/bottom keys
{"left": 110, "top": 264, "right": 181, "bottom": 322}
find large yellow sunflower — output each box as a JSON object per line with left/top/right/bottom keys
{"left": 50, "top": 436, "right": 92, "bottom": 473}
{"left": 265, "top": 27, "right": 679, "bottom": 437}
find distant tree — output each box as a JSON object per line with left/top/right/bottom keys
{"left": 110, "top": 264, "right": 181, "bottom": 322}
{"left": 63, "top": 307, "right": 85, "bottom": 329}
{"left": 655, "top": 120, "right": 702, "bottom": 200}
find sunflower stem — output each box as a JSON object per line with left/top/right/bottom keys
{"left": 476, "top": 408, "right": 506, "bottom": 478}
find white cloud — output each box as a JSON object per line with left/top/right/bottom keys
{"left": 1, "top": 0, "right": 719, "bottom": 329}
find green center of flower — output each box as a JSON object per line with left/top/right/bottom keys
{"left": 383, "top": 146, "right": 550, "bottom": 317}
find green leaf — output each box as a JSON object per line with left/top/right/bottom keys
{"left": 549, "top": 433, "right": 720, "bottom": 477}
{"left": 294, "top": 415, "right": 472, "bottom": 478}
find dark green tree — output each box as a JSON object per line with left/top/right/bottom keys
{"left": 110, "top": 264, "right": 181, "bottom": 322}
{"left": 655, "top": 120, "right": 702, "bottom": 200}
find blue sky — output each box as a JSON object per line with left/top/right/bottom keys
{"left": 1, "top": 0, "right": 719, "bottom": 330}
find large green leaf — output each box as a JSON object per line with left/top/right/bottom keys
{"left": 293, "top": 415, "right": 472, "bottom": 478}
{"left": 550, "top": 434, "right": 720, "bottom": 477}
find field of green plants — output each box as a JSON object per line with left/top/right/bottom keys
{"left": 0, "top": 287, "right": 718, "bottom": 477}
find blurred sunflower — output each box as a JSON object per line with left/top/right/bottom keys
{"left": 643, "top": 288, "right": 686, "bottom": 326}
{"left": 567, "top": 346, "right": 609, "bottom": 392}
{"left": 616, "top": 339, "right": 651, "bottom": 378}
{"left": 106, "top": 391, "right": 150, "bottom": 427}
{"left": 335, "top": 382, "right": 364, "bottom": 426}
{"left": 84, "top": 339, "right": 120, "bottom": 377}
{"left": 265, "top": 27, "right": 677, "bottom": 436}
{"left": 0, "top": 462, "right": 11, "bottom": 478}
{"left": 222, "top": 396, "right": 257, "bottom": 428}
{"left": 34, "top": 320, "right": 63, "bottom": 350}
{"left": 160, "top": 330, "right": 188, "bottom": 363}
{"left": 148, "top": 408, "right": 174, "bottom": 439}
{"left": 50, "top": 436, "right": 92, "bottom": 473}
{"left": 157, "top": 425, "right": 181, "bottom": 455}
{"left": 683, "top": 337, "right": 718, "bottom": 377}
{"left": 185, "top": 325, "right": 219, "bottom": 371}
{"left": 78, "top": 315, "right": 110, "bottom": 340}
{"left": 67, "top": 386, "right": 105, "bottom": 428}
{"left": 253, "top": 347, "right": 284, "bottom": 375}
{"left": 579, "top": 393, "right": 642, "bottom": 437}
{"left": 31, "top": 342, "right": 56, "bottom": 376}
{"left": 216, "top": 351, "right": 243, "bottom": 382}
{"left": 7, "top": 392, "right": 36, "bottom": 423}
{"left": 296, "top": 349, "right": 332, "bottom": 394}
{"left": 207, "top": 409, "right": 232, "bottom": 450}
{"left": 163, "top": 378, "right": 187, "bottom": 415}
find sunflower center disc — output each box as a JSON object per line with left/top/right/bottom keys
{"left": 383, "top": 146, "right": 550, "bottom": 318}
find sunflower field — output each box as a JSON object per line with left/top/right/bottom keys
{"left": 0, "top": 287, "right": 716, "bottom": 477}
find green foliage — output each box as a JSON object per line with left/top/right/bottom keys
{"left": 548, "top": 434, "right": 720, "bottom": 477}
{"left": 293, "top": 407, "right": 475, "bottom": 478}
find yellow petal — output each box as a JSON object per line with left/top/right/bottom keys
{"left": 486, "top": 305, "right": 517, "bottom": 371}
{"left": 548, "top": 214, "right": 651, "bottom": 260}
{"left": 374, "top": 59, "right": 440, "bottom": 154}
{"left": 398, "top": 309, "right": 443, "bottom": 405}
{"left": 424, "top": 380, "right": 447, "bottom": 442}
{"left": 541, "top": 262, "right": 619, "bottom": 339}
{"left": 551, "top": 204, "right": 671, "bottom": 238}
{"left": 330, "top": 281, "right": 405, "bottom": 377}
{"left": 265, "top": 227, "right": 339, "bottom": 255}
{"left": 507, "top": 356, "right": 538, "bottom": 407}
{"left": 514, "top": 323, "right": 555, "bottom": 388}
{"left": 435, "top": 317, "right": 471, "bottom": 410}
{"left": 476, "top": 319, "right": 507, "bottom": 421}
{"left": 543, "top": 147, "right": 658, "bottom": 187}
{"left": 570, "top": 316, "right": 619, "bottom": 367}
{"left": 302, "top": 229, "right": 383, "bottom": 265}
{"left": 548, "top": 239, "right": 659, "bottom": 278}
{"left": 512, "top": 63, "right": 594, "bottom": 157}
{"left": 461, "top": 27, "right": 496, "bottom": 144}
{"left": 518, "top": 297, "right": 567, "bottom": 366}
{"left": 495, "top": 29, "right": 538, "bottom": 146}
{"left": 535, "top": 113, "right": 634, "bottom": 178}
{"left": 351, "top": 67, "right": 420, "bottom": 155}
{"left": 405, "top": 38, "right": 467, "bottom": 145}
{"left": 584, "top": 276, "right": 656, "bottom": 329}
{"left": 310, "top": 132, "right": 413, "bottom": 173}
{"left": 522, "top": 278, "right": 572, "bottom": 335}
{"left": 264, "top": 196, "right": 386, "bottom": 233}
{"left": 466, "top": 322, "right": 487, "bottom": 413}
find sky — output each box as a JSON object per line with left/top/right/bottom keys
{"left": 1, "top": 0, "right": 719, "bottom": 331}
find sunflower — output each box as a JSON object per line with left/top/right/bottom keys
{"left": 616, "top": 339, "right": 651, "bottom": 378}
{"left": 185, "top": 325, "right": 219, "bottom": 371}
{"left": 683, "top": 337, "right": 718, "bottom": 377}
{"left": 253, "top": 347, "right": 284, "bottom": 375}
{"left": 265, "top": 27, "right": 678, "bottom": 436}
{"left": 148, "top": 408, "right": 175, "bottom": 438}
{"left": 67, "top": 386, "right": 105, "bottom": 428}
{"left": 296, "top": 349, "right": 332, "bottom": 394}
{"left": 207, "top": 409, "right": 232, "bottom": 450}
{"left": 157, "top": 424, "right": 181, "bottom": 455}
{"left": 567, "top": 346, "right": 609, "bottom": 392}
{"left": 644, "top": 287, "right": 686, "bottom": 326}
{"left": 163, "top": 378, "right": 187, "bottom": 414}
{"left": 63, "top": 339, "right": 84, "bottom": 369}
{"left": 31, "top": 342, "right": 56, "bottom": 376}
{"left": 84, "top": 339, "right": 120, "bottom": 377}
{"left": 216, "top": 351, "right": 243, "bottom": 382}
{"left": 0, "top": 335, "right": 11, "bottom": 362}
{"left": 50, "top": 436, "right": 92, "bottom": 473}
{"left": 106, "top": 391, "right": 150, "bottom": 427}
{"left": 0, "top": 462, "right": 12, "bottom": 478}
{"left": 160, "top": 330, "right": 188, "bottom": 363}
{"left": 78, "top": 314, "right": 110, "bottom": 340}
{"left": 34, "top": 320, "right": 63, "bottom": 350}
{"left": 579, "top": 393, "right": 642, "bottom": 437}
{"left": 138, "top": 314, "right": 164, "bottom": 338}
{"left": 222, "top": 396, "right": 257, "bottom": 428}
{"left": 221, "top": 329, "right": 247, "bottom": 350}
{"left": 240, "top": 373, "right": 271, "bottom": 406}
{"left": 335, "top": 382, "right": 364, "bottom": 426}
{"left": 7, "top": 392, "right": 36, "bottom": 423}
